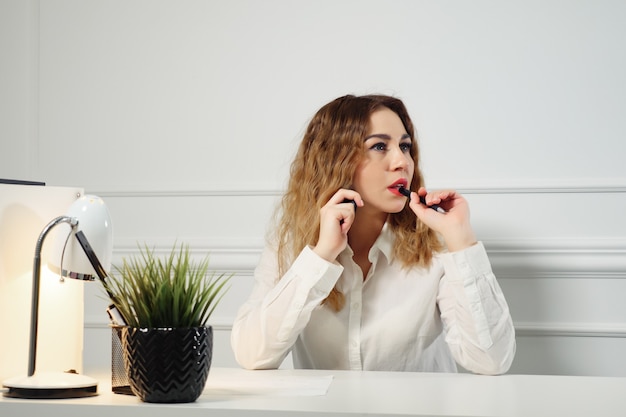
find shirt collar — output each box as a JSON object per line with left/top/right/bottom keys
{"left": 370, "top": 222, "right": 394, "bottom": 263}
{"left": 343, "top": 222, "right": 395, "bottom": 263}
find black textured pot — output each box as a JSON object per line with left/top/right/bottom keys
{"left": 121, "top": 326, "right": 212, "bottom": 403}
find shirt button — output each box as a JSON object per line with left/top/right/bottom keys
{"left": 352, "top": 302, "right": 360, "bottom": 311}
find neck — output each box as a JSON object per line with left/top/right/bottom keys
{"left": 348, "top": 208, "right": 387, "bottom": 256}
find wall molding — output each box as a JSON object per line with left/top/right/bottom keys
{"left": 83, "top": 318, "right": 626, "bottom": 339}
{"left": 110, "top": 236, "right": 626, "bottom": 276}
{"left": 515, "top": 322, "right": 626, "bottom": 338}
{"left": 84, "top": 316, "right": 234, "bottom": 332}
{"left": 485, "top": 238, "right": 626, "bottom": 278}
{"left": 112, "top": 237, "right": 264, "bottom": 274}
{"left": 92, "top": 188, "right": 282, "bottom": 198}
{"left": 88, "top": 179, "right": 626, "bottom": 198}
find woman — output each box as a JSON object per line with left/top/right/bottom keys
{"left": 231, "top": 94, "right": 515, "bottom": 374}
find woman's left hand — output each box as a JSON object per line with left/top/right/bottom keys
{"left": 407, "top": 187, "right": 477, "bottom": 252}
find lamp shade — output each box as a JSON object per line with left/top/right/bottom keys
{"left": 50, "top": 195, "right": 113, "bottom": 281}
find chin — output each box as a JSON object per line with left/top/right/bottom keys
{"left": 385, "top": 201, "right": 407, "bottom": 214}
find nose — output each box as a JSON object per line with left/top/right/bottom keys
{"left": 389, "top": 145, "right": 410, "bottom": 172}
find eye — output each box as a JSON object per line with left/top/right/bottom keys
{"left": 400, "top": 142, "right": 412, "bottom": 153}
{"left": 369, "top": 142, "right": 387, "bottom": 152}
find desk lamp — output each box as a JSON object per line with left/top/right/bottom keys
{"left": 2, "top": 195, "right": 112, "bottom": 399}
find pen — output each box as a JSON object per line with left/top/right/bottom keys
{"left": 398, "top": 187, "right": 446, "bottom": 213}
{"left": 340, "top": 198, "right": 357, "bottom": 225}
{"left": 75, "top": 230, "right": 128, "bottom": 325}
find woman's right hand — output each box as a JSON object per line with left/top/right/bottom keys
{"left": 313, "top": 189, "right": 363, "bottom": 262}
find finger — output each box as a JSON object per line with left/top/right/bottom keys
{"left": 415, "top": 188, "right": 447, "bottom": 213}
{"left": 342, "top": 198, "right": 357, "bottom": 213}
{"left": 330, "top": 189, "right": 363, "bottom": 207}
{"left": 339, "top": 198, "right": 357, "bottom": 225}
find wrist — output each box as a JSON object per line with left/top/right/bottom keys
{"left": 312, "top": 245, "right": 339, "bottom": 263}
{"left": 443, "top": 229, "right": 477, "bottom": 253}
{"left": 447, "top": 239, "right": 478, "bottom": 253}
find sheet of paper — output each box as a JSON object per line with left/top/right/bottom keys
{"left": 202, "top": 370, "right": 334, "bottom": 397}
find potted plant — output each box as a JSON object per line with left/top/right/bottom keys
{"left": 102, "top": 242, "right": 231, "bottom": 403}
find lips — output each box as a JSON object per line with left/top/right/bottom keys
{"left": 388, "top": 179, "right": 408, "bottom": 196}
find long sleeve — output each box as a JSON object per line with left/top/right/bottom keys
{"left": 437, "top": 242, "right": 516, "bottom": 375}
{"left": 231, "top": 244, "right": 344, "bottom": 369}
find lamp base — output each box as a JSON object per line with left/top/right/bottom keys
{"left": 2, "top": 371, "right": 98, "bottom": 399}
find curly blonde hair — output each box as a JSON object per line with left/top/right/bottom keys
{"left": 272, "top": 94, "right": 443, "bottom": 311}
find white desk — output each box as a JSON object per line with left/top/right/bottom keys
{"left": 2, "top": 367, "right": 626, "bottom": 416}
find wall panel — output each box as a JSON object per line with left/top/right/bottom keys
{"left": 81, "top": 188, "right": 626, "bottom": 376}
{"left": 3, "top": 0, "right": 626, "bottom": 377}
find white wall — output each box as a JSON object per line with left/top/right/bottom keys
{"left": 2, "top": 0, "right": 626, "bottom": 377}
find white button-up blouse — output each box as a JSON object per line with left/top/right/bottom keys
{"left": 231, "top": 224, "right": 516, "bottom": 375}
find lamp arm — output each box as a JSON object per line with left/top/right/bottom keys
{"left": 28, "top": 216, "right": 78, "bottom": 377}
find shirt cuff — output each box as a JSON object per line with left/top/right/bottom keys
{"left": 440, "top": 241, "right": 492, "bottom": 282}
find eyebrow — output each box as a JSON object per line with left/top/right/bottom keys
{"left": 363, "top": 133, "right": 411, "bottom": 141}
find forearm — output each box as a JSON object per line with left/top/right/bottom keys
{"left": 438, "top": 242, "right": 516, "bottom": 375}
{"left": 231, "top": 246, "right": 343, "bottom": 369}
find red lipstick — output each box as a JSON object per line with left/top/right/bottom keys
{"left": 389, "top": 179, "right": 408, "bottom": 197}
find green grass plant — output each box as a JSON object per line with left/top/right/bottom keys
{"left": 103, "top": 243, "right": 231, "bottom": 328}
